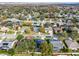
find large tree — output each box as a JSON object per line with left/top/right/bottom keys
{"left": 16, "top": 34, "right": 24, "bottom": 41}
{"left": 7, "top": 49, "right": 15, "bottom": 56}
{"left": 40, "top": 41, "right": 53, "bottom": 56}
{"left": 15, "top": 39, "right": 28, "bottom": 53}
{"left": 27, "top": 40, "right": 36, "bottom": 56}
{"left": 39, "top": 26, "right": 45, "bottom": 33}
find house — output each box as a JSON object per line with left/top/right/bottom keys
{"left": 45, "top": 27, "right": 53, "bottom": 35}
{"left": 0, "top": 32, "right": 16, "bottom": 39}
{"left": 0, "top": 40, "right": 3, "bottom": 47}
{"left": 0, "top": 26, "right": 9, "bottom": 32}
{"left": 32, "top": 22, "right": 41, "bottom": 32}
{"left": 27, "top": 14, "right": 33, "bottom": 20}
{"left": 50, "top": 37, "right": 64, "bottom": 51}
{"left": 44, "top": 22, "right": 50, "bottom": 28}
{"left": 0, "top": 40, "right": 17, "bottom": 50}
{"left": 57, "top": 19, "right": 64, "bottom": 26}
{"left": 25, "top": 35, "right": 34, "bottom": 40}
{"left": 45, "top": 35, "right": 53, "bottom": 40}
{"left": 67, "top": 20, "right": 73, "bottom": 26}
{"left": 65, "top": 38, "right": 79, "bottom": 50}
{"left": 33, "top": 35, "right": 42, "bottom": 39}
{"left": 78, "top": 29, "right": 79, "bottom": 33}
{"left": 52, "top": 24, "right": 62, "bottom": 33}
{"left": 13, "top": 24, "right": 21, "bottom": 30}
{"left": 6, "top": 18, "right": 21, "bottom": 23}
{"left": 4, "top": 34, "right": 17, "bottom": 39}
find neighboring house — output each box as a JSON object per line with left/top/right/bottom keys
{"left": 45, "top": 28, "right": 49, "bottom": 33}
{"left": 25, "top": 35, "right": 34, "bottom": 40}
{"left": 45, "top": 27, "right": 53, "bottom": 35}
{"left": 0, "top": 33, "right": 16, "bottom": 39}
{"left": 32, "top": 22, "right": 41, "bottom": 32}
{"left": 27, "top": 14, "right": 33, "bottom": 20}
{"left": 33, "top": 35, "right": 42, "bottom": 39}
{"left": 50, "top": 37, "right": 64, "bottom": 51}
{"left": 52, "top": 24, "right": 62, "bottom": 33}
{"left": 65, "top": 39, "right": 79, "bottom": 50}
{"left": 5, "top": 34, "right": 17, "bottom": 39}
{"left": 66, "top": 20, "right": 74, "bottom": 27}
{"left": 13, "top": 24, "right": 21, "bottom": 30}
{"left": 78, "top": 29, "right": 79, "bottom": 33}
{"left": 57, "top": 19, "right": 64, "bottom": 26}
{"left": 0, "top": 26, "right": 9, "bottom": 32}
{"left": 6, "top": 18, "right": 21, "bottom": 23}
{"left": 0, "top": 40, "right": 17, "bottom": 50}
{"left": 45, "top": 35, "right": 53, "bottom": 39}
{"left": 0, "top": 40, "right": 3, "bottom": 47}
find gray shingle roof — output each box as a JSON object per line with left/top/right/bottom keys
{"left": 65, "top": 39, "right": 79, "bottom": 50}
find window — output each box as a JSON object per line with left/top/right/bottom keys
{"left": 3, "top": 43, "right": 8, "bottom": 45}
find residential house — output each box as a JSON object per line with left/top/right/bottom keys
{"left": 25, "top": 35, "right": 34, "bottom": 40}
{"left": 45, "top": 35, "right": 53, "bottom": 40}
{"left": 0, "top": 40, "right": 17, "bottom": 50}
{"left": 32, "top": 22, "right": 41, "bottom": 32}
{"left": 50, "top": 37, "right": 64, "bottom": 51}
{"left": 6, "top": 18, "right": 21, "bottom": 23}
{"left": 0, "top": 26, "right": 9, "bottom": 33}
{"left": 52, "top": 24, "right": 62, "bottom": 33}
{"left": 45, "top": 27, "right": 53, "bottom": 35}
{"left": 65, "top": 38, "right": 79, "bottom": 50}
{"left": 33, "top": 35, "right": 42, "bottom": 39}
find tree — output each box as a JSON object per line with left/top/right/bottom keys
{"left": 61, "top": 48, "right": 72, "bottom": 53}
{"left": 59, "top": 36, "right": 65, "bottom": 41}
{"left": 15, "top": 40, "right": 28, "bottom": 53}
{"left": 25, "top": 28, "right": 31, "bottom": 34}
{"left": 15, "top": 39, "right": 36, "bottom": 55}
{"left": 7, "top": 49, "right": 15, "bottom": 56}
{"left": 68, "top": 49, "right": 72, "bottom": 53}
{"left": 63, "top": 31, "right": 68, "bottom": 38}
{"left": 71, "top": 30, "right": 79, "bottom": 40}
{"left": 16, "top": 34, "right": 24, "bottom": 41}
{"left": 39, "top": 26, "right": 45, "bottom": 33}
{"left": 26, "top": 40, "right": 36, "bottom": 56}
{"left": 40, "top": 41, "right": 53, "bottom": 56}
{"left": 48, "top": 43, "right": 53, "bottom": 55}
{"left": 22, "top": 21, "right": 27, "bottom": 26}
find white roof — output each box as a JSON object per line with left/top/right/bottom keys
{"left": 7, "top": 18, "right": 20, "bottom": 22}
{"left": 0, "top": 40, "right": 3, "bottom": 43}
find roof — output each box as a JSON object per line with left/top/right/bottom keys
{"left": 32, "top": 22, "right": 41, "bottom": 26}
{"left": 25, "top": 36, "right": 33, "bottom": 40}
{"left": 65, "top": 39, "right": 79, "bottom": 50}
{"left": 1, "top": 27, "right": 9, "bottom": 31}
{"left": 0, "top": 40, "right": 17, "bottom": 50}
{"left": 50, "top": 39, "right": 64, "bottom": 51}
{"left": 0, "top": 40, "right": 3, "bottom": 43}
{"left": 7, "top": 18, "right": 21, "bottom": 22}
{"left": 0, "top": 34, "right": 16, "bottom": 39}
{"left": 53, "top": 36, "right": 59, "bottom": 40}
{"left": 35, "top": 39, "right": 44, "bottom": 44}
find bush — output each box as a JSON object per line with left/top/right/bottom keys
{"left": 16, "top": 34, "right": 24, "bottom": 41}
{"left": 7, "top": 49, "right": 15, "bottom": 56}
{"left": 7, "top": 30, "right": 15, "bottom": 34}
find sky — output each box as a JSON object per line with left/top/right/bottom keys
{"left": 0, "top": 0, "right": 79, "bottom": 2}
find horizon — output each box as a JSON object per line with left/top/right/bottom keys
{"left": 0, "top": 2, "right": 79, "bottom": 4}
